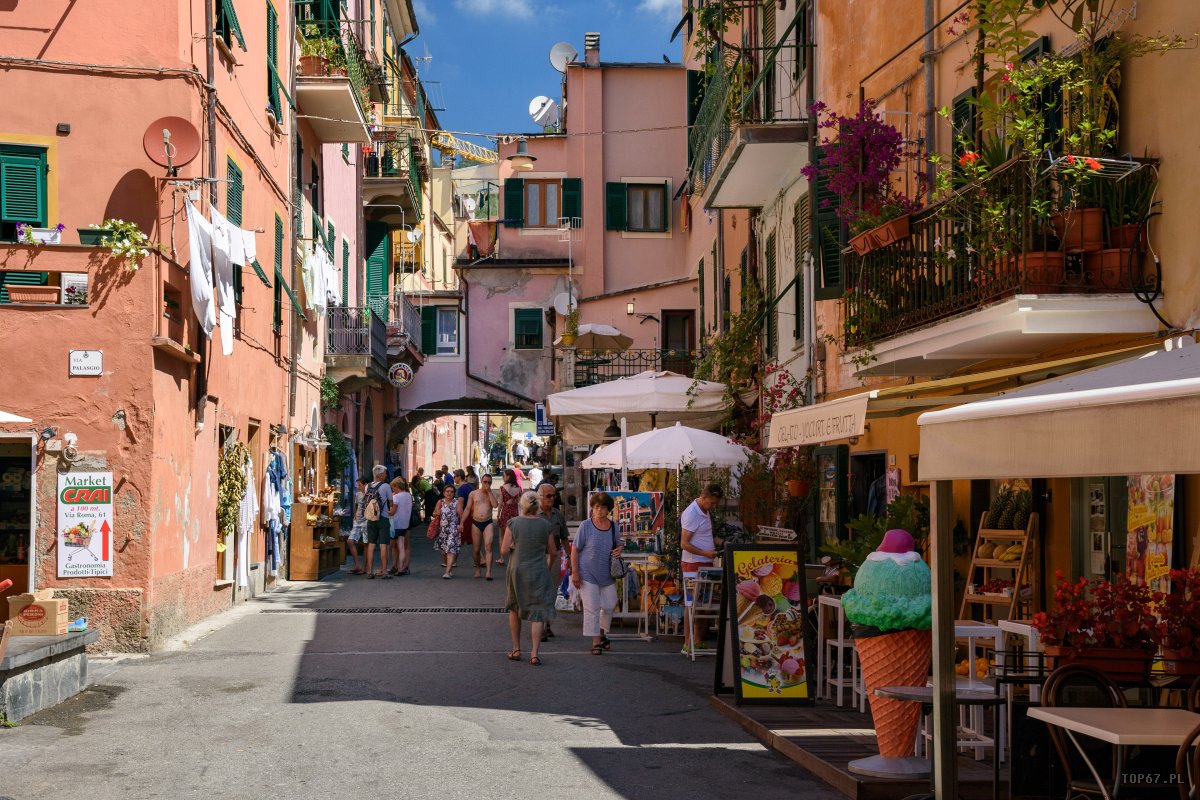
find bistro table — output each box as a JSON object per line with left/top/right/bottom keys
{"left": 875, "top": 685, "right": 1006, "bottom": 800}
{"left": 1027, "top": 706, "right": 1200, "bottom": 800}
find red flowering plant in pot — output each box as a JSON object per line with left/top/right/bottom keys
{"left": 1032, "top": 570, "right": 1159, "bottom": 682}
{"left": 1151, "top": 567, "right": 1200, "bottom": 676}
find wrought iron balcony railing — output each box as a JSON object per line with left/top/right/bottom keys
{"left": 573, "top": 349, "right": 702, "bottom": 387}
{"left": 294, "top": 0, "right": 370, "bottom": 119}
{"left": 386, "top": 291, "right": 422, "bottom": 349}
{"left": 326, "top": 306, "right": 387, "bottom": 374}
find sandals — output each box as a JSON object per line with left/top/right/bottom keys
{"left": 599, "top": 635, "right": 611, "bottom": 650}
{"left": 529, "top": 656, "right": 542, "bottom": 666}
{"left": 442, "top": 573, "right": 451, "bottom": 580}
{"left": 507, "top": 649, "right": 521, "bottom": 661}
{"left": 591, "top": 646, "right": 604, "bottom": 656}
{"left": 367, "top": 572, "right": 375, "bottom": 580}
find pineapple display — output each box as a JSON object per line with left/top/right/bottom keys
{"left": 997, "top": 493, "right": 1017, "bottom": 529}
{"left": 985, "top": 485, "right": 1012, "bottom": 528}
{"left": 1011, "top": 489, "right": 1032, "bottom": 531}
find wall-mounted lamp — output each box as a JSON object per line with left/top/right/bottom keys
{"left": 626, "top": 302, "right": 635, "bottom": 315}
{"left": 505, "top": 137, "right": 537, "bottom": 172}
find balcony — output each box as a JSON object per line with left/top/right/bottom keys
{"left": 384, "top": 290, "right": 424, "bottom": 367}
{"left": 689, "top": 38, "right": 808, "bottom": 209}
{"left": 325, "top": 306, "right": 387, "bottom": 391}
{"left": 573, "top": 349, "right": 702, "bottom": 388}
{"left": 363, "top": 134, "right": 423, "bottom": 220}
{"left": 293, "top": 1, "right": 372, "bottom": 144}
{"left": 841, "top": 158, "right": 1162, "bottom": 376}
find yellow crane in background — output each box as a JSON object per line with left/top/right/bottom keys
{"left": 431, "top": 131, "right": 498, "bottom": 165}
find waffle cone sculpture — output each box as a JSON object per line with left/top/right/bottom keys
{"left": 840, "top": 529, "right": 934, "bottom": 777}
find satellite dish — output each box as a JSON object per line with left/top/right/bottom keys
{"left": 529, "top": 96, "right": 560, "bottom": 129}
{"left": 552, "top": 292, "right": 578, "bottom": 316}
{"left": 143, "top": 117, "right": 200, "bottom": 176}
{"left": 406, "top": 228, "right": 423, "bottom": 244}
{"left": 549, "top": 42, "right": 578, "bottom": 73}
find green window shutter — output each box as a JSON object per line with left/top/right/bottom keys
{"left": 698, "top": 257, "right": 705, "bottom": 337}
{"left": 420, "top": 305, "right": 437, "bottom": 355}
{"left": 218, "top": 0, "right": 247, "bottom": 50}
{"left": 267, "top": 3, "right": 280, "bottom": 115}
{"left": 793, "top": 195, "right": 809, "bottom": 341}
{"left": 561, "top": 178, "right": 582, "bottom": 227}
{"left": 811, "top": 147, "right": 843, "bottom": 300}
{"left": 513, "top": 308, "right": 543, "bottom": 349}
{"left": 502, "top": 178, "right": 524, "bottom": 228}
{"left": 341, "top": 239, "right": 350, "bottom": 306}
{"left": 250, "top": 258, "right": 271, "bottom": 286}
{"left": 605, "top": 182, "right": 628, "bottom": 231}
{"left": 234, "top": 261, "right": 244, "bottom": 305}
{"left": 273, "top": 214, "right": 283, "bottom": 332}
{"left": 761, "top": 0, "right": 777, "bottom": 121}
{"left": 0, "top": 146, "right": 47, "bottom": 225}
{"left": 765, "top": 233, "right": 777, "bottom": 356}
{"left": 0, "top": 270, "right": 48, "bottom": 304}
{"left": 226, "top": 157, "right": 243, "bottom": 226}
{"left": 326, "top": 221, "right": 335, "bottom": 258}
{"left": 951, "top": 88, "right": 977, "bottom": 180}
{"left": 364, "top": 221, "right": 389, "bottom": 321}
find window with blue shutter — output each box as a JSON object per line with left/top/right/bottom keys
{"left": 513, "top": 308, "right": 543, "bottom": 350}
{"left": 0, "top": 145, "right": 48, "bottom": 238}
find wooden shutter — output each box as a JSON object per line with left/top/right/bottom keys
{"left": 364, "top": 221, "right": 389, "bottom": 321}
{"left": 267, "top": 3, "right": 280, "bottom": 114}
{"left": 765, "top": 232, "right": 777, "bottom": 356}
{"left": 793, "top": 195, "right": 809, "bottom": 340}
{"left": 326, "top": 221, "right": 335, "bottom": 258}
{"left": 420, "top": 305, "right": 437, "bottom": 355}
{"left": 273, "top": 214, "right": 283, "bottom": 332}
{"left": 812, "top": 147, "right": 843, "bottom": 299}
{"left": 0, "top": 146, "right": 46, "bottom": 225}
{"left": 761, "top": 0, "right": 777, "bottom": 121}
{"left": 561, "top": 178, "right": 582, "bottom": 227}
{"left": 218, "top": 0, "right": 247, "bottom": 50}
{"left": 226, "top": 157, "right": 244, "bottom": 226}
{"left": 514, "top": 308, "right": 543, "bottom": 349}
{"left": 605, "top": 182, "right": 628, "bottom": 231}
{"left": 503, "top": 178, "right": 524, "bottom": 228}
{"left": 951, "top": 88, "right": 977, "bottom": 179}
{"left": 0, "top": 270, "right": 47, "bottom": 304}
{"left": 341, "top": 238, "right": 350, "bottom": 306}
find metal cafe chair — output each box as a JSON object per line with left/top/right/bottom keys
{"left": 1041, "top": 664, "right": 1127, "bottom": 800}
{"left": 1176, "top": 720, "right": 1200, "bottom": 800}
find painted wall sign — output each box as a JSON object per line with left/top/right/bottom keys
{"left": 767, "top": 393, "right": 870, "bottom": 449}
{"left": 387, "top": 362, "right": 414, "bottom": 387}
{"left": 57, "top": 471, "right": 114, "bottom": 577}
{"left": 69, "top": 350, "right": 103, "bottom": 376}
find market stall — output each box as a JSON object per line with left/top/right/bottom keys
{"left": 917, "top": 335, "right": 1200, "bottom": 797}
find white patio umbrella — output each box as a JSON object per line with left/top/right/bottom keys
{"left": 0, "top": 410, "right": 31, "bottom": 424}
{"left": 552, "top": 323, "right": 633, "bottom": 351}
{"left": 546, "top": 370, "right": 727, "bottom": 444}
{"left": 580, "top": 423, "right": 752, "bottom": 470}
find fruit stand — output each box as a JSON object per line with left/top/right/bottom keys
{"left": 960, "top": 484, "right": 1039, "bottom": 623}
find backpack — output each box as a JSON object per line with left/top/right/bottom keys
{"left": 364, "top": 482, "right": 383, "bottom": 521}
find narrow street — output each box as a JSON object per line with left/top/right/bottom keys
{"left": 1, "top": 525, "right": 836, "bottom": 800}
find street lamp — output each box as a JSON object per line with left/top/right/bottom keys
{"left": 602, "top": 416, "right": 621, "bottom": 441}
{"left": 506, "top": 137, "right": 537, "bottom": 172}
{"left": 626, "top": 301, "right": 635, "bottom": 315}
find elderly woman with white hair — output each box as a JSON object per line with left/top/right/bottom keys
{"left": 501, "top": 490, "right": 557, "bottom": 666}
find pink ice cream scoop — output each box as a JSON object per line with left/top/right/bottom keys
{"left": 753, "top": 564, "right": 775, "bottom": 577}
{"left": 736, "top": 579, "right": 762, "bottom": 600}
{"left": 783, "top": 580, "right": 800, "bottom": 603}
{"left": 780, "top": 657, "right": 801, "bottom": 676}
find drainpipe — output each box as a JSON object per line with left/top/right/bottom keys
{"left": 924, "top": 0, "right": 935, "bottom": 200}
{"left": 196, "top": 0, "right": 216, "bottom": 419}
{"left": 806, "top": 0, "right": 818, "bottom": 405}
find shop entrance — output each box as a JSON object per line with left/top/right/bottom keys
{"left": 0, "top": 436, "right": 34, "bottom": 602}
{"left": 1073, "top": 477, "right": 1129, "bottom": 580}
{"left": 849, "top": 451, "right": 887, "bottom": 519}
{"left": 1073, "top": 474, "right": 1182, "bottom": 585}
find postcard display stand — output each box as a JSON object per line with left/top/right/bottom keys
{"left": 289, "top": 494, "right": 343, "bottom": 580}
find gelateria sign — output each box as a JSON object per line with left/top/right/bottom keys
{"left": 766, "top": 393, "right": 871, "bottom": 449}
{"left": 57, "top": 471, "right": 114, "bottom": 578}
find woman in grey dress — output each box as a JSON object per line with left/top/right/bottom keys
{"left": 502, "top": 491, "right": 558, "bottom": 665}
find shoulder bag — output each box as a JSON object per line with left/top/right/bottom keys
{"left": 608, "top": 524, "right": 629, "bottom": 579}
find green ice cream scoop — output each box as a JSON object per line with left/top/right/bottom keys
{"left": 841, "top": 554, "right": 932, "bottom": 632}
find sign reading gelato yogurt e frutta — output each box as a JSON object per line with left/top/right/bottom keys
{"left": 57, "top": 471, "right": 114, "bottom": 578}
{"left": 766, "top": 393, "right": 870, "bottom": 449}
{"left": 725, "top": 544, "right": 814, "bottom": 705}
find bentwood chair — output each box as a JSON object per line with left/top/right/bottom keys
{"left": 1187, "top": 674, "right": 1200, "bottom": 713}
{"left": 1176, "top": 721, "right": 1200, "bottom": 800}
{"left": 1041, "top": 664, "right": 1127, "bottom": 800}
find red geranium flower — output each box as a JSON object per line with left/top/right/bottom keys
{"left": 958, "top": 151, "right": 981, "bottom": 166}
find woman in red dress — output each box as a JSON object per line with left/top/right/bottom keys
{"left": 495, "top": 469, "right": 521, "bottom": 567}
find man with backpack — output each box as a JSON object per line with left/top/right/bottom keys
{"left": 363, "top": 465, "right": 396, "bottom": 579}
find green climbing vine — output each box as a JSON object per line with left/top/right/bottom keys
{"left": 217, "top": 442, "right": 249, "bottom": 538}
{"left": 324, "top": 423, "right": 351, "bottom": 482}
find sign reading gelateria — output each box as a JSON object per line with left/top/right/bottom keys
{"left": 766, "top": 393, "right": 871, "bottom": 448}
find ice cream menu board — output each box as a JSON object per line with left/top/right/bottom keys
{"left": 725, "top": 544, "right": 814, "bottom": 705}
{"left": 1127, "top": 474, "right": 1174, "bottom": 593}
{"left": 57, "top": 471, "right": 114, "bottom": 578}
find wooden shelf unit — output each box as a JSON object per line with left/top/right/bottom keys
{"left": 960, "top": 512, "right": 1038, "bottom": 623}
{"left": 288, "top": 496, "right": 344, "bottom": 581}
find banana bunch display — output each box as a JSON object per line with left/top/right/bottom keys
{"left": 974, "top": 541, "right": 1024, "bottom": 561}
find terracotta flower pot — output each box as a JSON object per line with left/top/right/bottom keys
{"left": 848, "top": 215, "right": 911, "bottom": 257}
{"left": 787, "top": 478, "right": 810, "bottom": 498}
{"left": 1051, "top": 208, "right": 1105, "bottom": 253}
{"left": 4, "top": 284, "right": 60, "bottom": 304}
{"left": 848, "top": 229, "right": 878, "bottom": 257}
{"left": 1084, "top": 248, "right": 1134, "bottom": 291}
{"left": 1109, "top": 223, "right": 1146, "bottom": 251}
{"left": 1013, "top": 251, "right": 1066, "bottom": 293}
{"left": 1160, "top": 648, "right": 1200, "bottom": 677}
{"left": 298, "top": 55, "right": 329, "bottom": 77}
{"left": 1043, "top": 644, "right": 1152, "bottom": 683}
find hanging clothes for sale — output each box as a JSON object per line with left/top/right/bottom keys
{"left": 185, "top": 203, "right": 216, "bottom": 337}
{"left": 324, "top": 248, "right": 341, "bottom": 307}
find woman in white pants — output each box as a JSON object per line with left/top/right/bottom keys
{"left": 570, "top": 492, "right": 623, "bottom": 655}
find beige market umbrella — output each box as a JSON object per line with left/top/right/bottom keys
{"left": 553, "top": 323, "right": 633, "bottom": 351}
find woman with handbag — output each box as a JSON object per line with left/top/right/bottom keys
{"left": 502, "top": 491, "right": 557, "bottom": 665}
{"left": 570, "top": 492, "right": 624, "bottom": 656}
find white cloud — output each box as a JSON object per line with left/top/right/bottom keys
{"left": 453, "top": 0, "right": 535, "bottom": 18}
{"left": 636, "top": 0, "right": 677, "bottom": 17}
{"left": 414, "top": 0, "right": 436, "bottom": 25}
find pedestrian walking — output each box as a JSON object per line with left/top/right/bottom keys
{"left": 364, "top": 465, "right": 396, "bottom": 579}
{"left": 465, "top": 464, "right": 479, "bottom": 488}
{"left": 428, "top": 483, "right": 462, "bottom": 579}
{"left": 527, "top": 462, "right": 544, "bottom": 488}
{"left": 538, "top": 483, "right": 569, "bottom": 641}
{"left": 571, "top": 492, "right": 623, "bottom": 655}
{"left": 503, "top": 491, "right": 557, "bottom": 666}
{"left": 536, "top": 473, "right": 562, "bottom": 509}
{"left": 465, "top": 473, "right": 498, "bottom": 579}
{"left": 346, "top": 476, "right": 368, "bottom": 574}
{"left": 422, "top": 473, "right": 440, "bottom": 521}
{"left": 495, "top": 469, "right": 521, "bottom": 566}
{"left": 389, "top": 476, "right": 412, "bottom": 576}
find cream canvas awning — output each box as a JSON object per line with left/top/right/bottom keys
{"left": 919, "top": 337, "right": 1200, "bottom": 480}
{"left": 0, "top": 410, "right": 32, "bottom": 424}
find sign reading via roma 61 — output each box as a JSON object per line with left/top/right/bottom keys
{"left": 57, "top": 471, "right": 114, "bottom": 578}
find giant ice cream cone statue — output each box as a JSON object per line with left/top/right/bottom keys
{"left": 841, "top": 529, "right": 932, "bottom": 777}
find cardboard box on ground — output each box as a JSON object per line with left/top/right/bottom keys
{"left": 7, "top": 589, "right": 68, "bottom": 636}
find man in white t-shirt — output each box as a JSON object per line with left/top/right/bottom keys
{"left": 681, "top": 483, "right": 724, "bottom": 650}
{"left": 527, "top": 463, "right": 544, "bottom": 488}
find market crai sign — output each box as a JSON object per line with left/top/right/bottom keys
{"left": 767, "top": 393, "right": 870, "bottom": 449}
{"left": 57, "top": 471, "right": 114, "bottom": 578}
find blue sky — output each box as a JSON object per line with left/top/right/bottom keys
{"left": 410, "top": 0, "right": 683, "bottom": 142}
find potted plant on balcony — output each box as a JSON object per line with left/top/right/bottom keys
{"left": 1083, "top": 164, "right": 1158, "bottom": 290}
{"left": 1152, "top": 567, "right": 1200, "bottom": 677}
{"left": 559, "top": 309, "right": 580, "bottom": 346}
{"left": 2, "top": 281, "right": 60, "bottom": 304}
{"left": 91, "top": 218, "right": 160, "bottom": 270}
{"left": 1033, "top": 571, "right": 1158, "bottom": 682}
{"left": 299, "top": 25, "right": 343, "bottom": 77}
{"left": 16, "top": 223, "right": 65, "bottom": 245}
{"left": 801, "top": 101, "right": 922, "bottom": 258}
